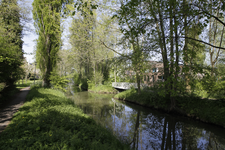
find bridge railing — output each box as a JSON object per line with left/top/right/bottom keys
{"left": 112, "top": 82, "right": 148, "bottom": 90}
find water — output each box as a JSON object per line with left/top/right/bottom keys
{"left": 67, "top": 89, "right": 225, "bottom": 150}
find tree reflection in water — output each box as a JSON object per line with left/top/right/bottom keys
{"left": 68, "top": 91, "right": 225, "bottom": 150}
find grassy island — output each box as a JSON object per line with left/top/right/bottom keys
{"left": 88, "top": 85, "right": 118, "bottom": 94}
{"left": 0, "top": 86, "right": 129, "bottom": 150}
{"left": 114, "top": 89, "right": 225, "bottom": 128}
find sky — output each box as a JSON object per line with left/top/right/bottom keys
{"left": 22, "top": 0, "right": 37, "bottom": 63}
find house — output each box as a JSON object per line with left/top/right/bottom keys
{"left": 143, "top": 61, "right": 164, "bottom": 86}
{"left": 124, "top": 61, "right": 164, "bottom": 86}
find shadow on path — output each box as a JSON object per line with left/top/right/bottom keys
{"left": 0, "top": 87, "right": 30, "bottom": 133}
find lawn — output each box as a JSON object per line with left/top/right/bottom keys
{"left": 0, "top": 86, "right": 130, "bottom": 150}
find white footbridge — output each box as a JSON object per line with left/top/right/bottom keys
{"left": 112, "top": 82, "right": 147, "bottom": 90}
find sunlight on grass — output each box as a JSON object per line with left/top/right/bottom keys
{"left": 90, "top": 85, "right": 118, "bottom": 93}
{"left": 0, "top": 87, "right": 130, "bottom": 150}
{"left": 16, "top": 80, "right": 42, "bottom": 90}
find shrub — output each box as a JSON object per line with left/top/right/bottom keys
{"left": 49, "top": 72, "right": 69, "bottom": 92}
{"left": 73, "top": 73, "right": 81, "bottom": 86}
{"left": 79, "top": 78, "right": 88, "bottom": 90}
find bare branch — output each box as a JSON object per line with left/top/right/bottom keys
{"left": 177, "top": 36, "right": 225, "bottom": 50}
{"left": 99, "top": 40, "right": 131, "bottom": 59}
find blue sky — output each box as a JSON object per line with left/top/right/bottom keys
{"left": 22, "top": 0, "right": 37, "bottom": 63}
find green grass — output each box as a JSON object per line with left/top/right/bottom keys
{"left": 176, "top": 96, "right": 225, "bottom": 127}
{"left": 89, "top": 85, "right": 118, "bottom": 93}
{"left": 16, "top": 80, "right": 33, "bottom": 90}
{"left": 0, "top": 87, "right": 130, "bottom": 150}
{"left": 114, "top": 89, "right": 225, "bottom": 127}
{"left": 114, "top": 88, "right": 168, "bottom": 108}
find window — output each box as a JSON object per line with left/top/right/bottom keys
{"left": 158, "top": 76, "right": 164, "bottom": 79}
{"left": 152, "top": 68, "right": 158, "bottom": 73}
{"left": 147, "top": 76, "right": 150, "bottom": 81}
{"left": 144, "top": 76, "right": 146, "bottom": 81}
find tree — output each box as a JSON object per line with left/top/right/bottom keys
{"left": 0, "top": 0, "right": 24, "bottom": 88}
{"left": 32, "top": 0, "right": 71, "bottom": 87}
{"left": 68, "top": 0, "right": 116, "bottom": 86}
{"left": 113, "top": 0, "right": 216, "bottom": 109}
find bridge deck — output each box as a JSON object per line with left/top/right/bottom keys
{"left": 112, "top": 82, "right": 147, "bottom": 90}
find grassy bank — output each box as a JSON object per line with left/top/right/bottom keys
{"left": 0, "top": 86, "right": 130, "bottom": 150}
{"left": 114, "top": 89, "right": 225, "bottom": 128}
{"left": 16, "top": 80, "right": 35, "bottom": 90}
{"left": 89, "top": 85, "right": 118, "bottom": 94}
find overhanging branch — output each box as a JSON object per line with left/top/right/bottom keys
{"left": 178, "top": 36, "right": 225, "bottom": 50}
{"left": 99, "top": 40, "right": 131, "bottom": 59}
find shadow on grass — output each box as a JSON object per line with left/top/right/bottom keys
{"left": 0, "top": 87, "right": 130, "bottom": 150}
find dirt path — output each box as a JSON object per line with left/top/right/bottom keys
{"left": 0, "top": 87, "right": 30, "bottom": 133}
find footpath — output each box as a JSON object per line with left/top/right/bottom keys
{"left": 0, "top": 87, "right": 30, "bottom": 133}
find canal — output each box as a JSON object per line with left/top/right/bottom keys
{"left": 67, "top": 89, "right": 225, "bottom": 150}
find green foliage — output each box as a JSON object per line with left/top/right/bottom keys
{"left": 87, "top": 71, "right": 104, "bottom": 89}
{"left": 73, "top": 73, "right": 81, "bottom": 86}
{"left": 114, "top": 88, "right": 167, "bottom": 109}
{"left": 87, "top": 79, "right": 95, "bottom": 89}
{"left": 0, "top": 87, "right": 130, "bottom": 150}
{"left": 16, "top": 80, "right": 33, "bottom": 90}
{"left": 177, "top": 96, "right": 225, "bottom": 127}
{"left": 79, "top": 78, "right": 88, "bottom": 90}
{"left": 49, "top": 72, "right": 69, "bottom": 92}
{"left": 115, "top": 89, "right": 225, "bottom": 127}
{"left": 0, "top": 0, "right": 24, "bottom": 87}
{"left": 89, "top": 85, "right": 117, "bottom": 93}
{"left": 32, "top": 0, "right": 72, "bottom": 87}
{"left": 73, "top": 73, "right": 88, "bottom": 90}
{"left": 93, "top": 71, "right": 104, "bottom": 85}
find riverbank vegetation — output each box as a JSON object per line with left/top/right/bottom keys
{"left": 114, "top": 89, "right": 225, "bottom": 128}
{"left": 88, "top": 85, "right": 118, "bottom": 94}
{"left": 0, "top": 86, "right": 130, "bottom": 149}
{"left": 2, "top": 0, "right": 225, "bottom": 131}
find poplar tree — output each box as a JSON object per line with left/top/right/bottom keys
{"left": 32, "top": 0, "right": 71, "bottom": 87}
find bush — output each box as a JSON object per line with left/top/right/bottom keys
{"left": 73, "top": 73, "right": 81, "bottom": 86}
{"left": 114, "top": 88, "right": 167, "bottom": 108}
{"left": 49, "top": 72, "right": 69, "bottom": 92}
{"left": 79, "top": 78, "right": 88, "bottom": 90}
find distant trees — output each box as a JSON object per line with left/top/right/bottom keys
{"left": 67, "top": 0, "right": 116, "bottom": 86}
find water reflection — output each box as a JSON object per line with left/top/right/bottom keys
{"left": 68, "top": 91, "right": 225, "bottom": 150}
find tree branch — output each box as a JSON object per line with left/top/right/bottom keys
{"left": 99, "top": 40, "right": 131, "bottom": 59}
{"left": 178, "top": 36, "right": 225, "bottom": 50}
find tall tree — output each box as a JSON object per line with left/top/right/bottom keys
{"left": 32, "top": 0, "right": 71, "bottom": 87}
{"left": 0, "top": 0, "right": 24, "bottom": 88}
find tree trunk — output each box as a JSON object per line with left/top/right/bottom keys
{"left": 136, "top": 73, "right": 141, "bottom": 95}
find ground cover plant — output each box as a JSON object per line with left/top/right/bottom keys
{"left": 114, "top": 89, "right": 225, "bottom": 127}
{"left": 89, "top": 85, "right": 118, "bottom": 93}
{"left": 114, "top": 88, "right": 168, "bottom": 109}
{"left": 0, "top": 87, "right": 130, "bottom": 150}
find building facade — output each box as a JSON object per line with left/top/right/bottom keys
{"left": 143, "top": 61, "right": 164, "bottom": 86}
